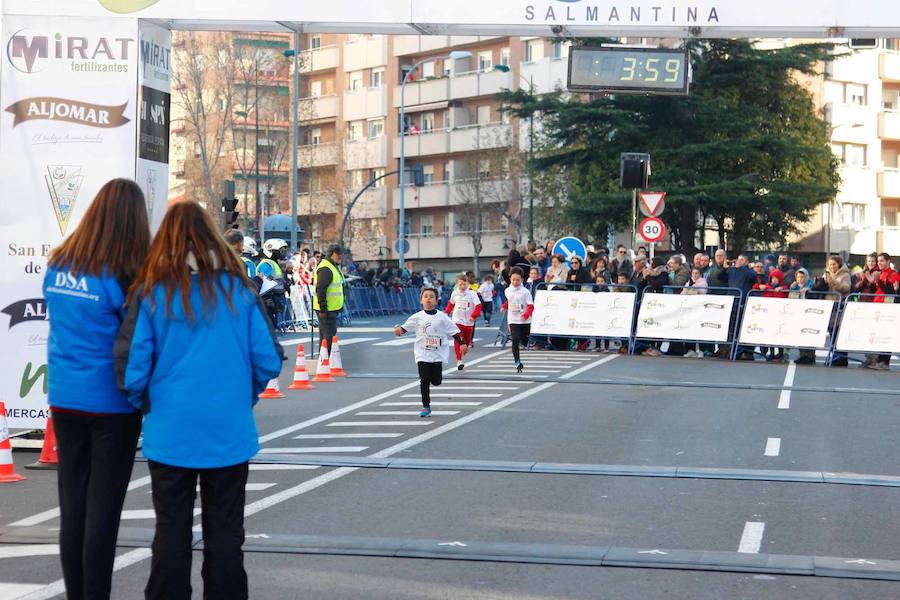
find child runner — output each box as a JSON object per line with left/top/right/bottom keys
{"left": 479, "top": 275, "right": 495, "bottom": 326}
{"left": 502, "top": 267, "right": 534, "bottom": 373}
{"left": 445, "top": 273, "right": 481, "bottom": 370}
{"left": 394, "top": 288, "right": 468, "bottom": 417}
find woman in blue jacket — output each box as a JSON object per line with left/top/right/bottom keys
{"left": 115, "top": 201, "right": 284, "bottom": 600}
{"left": 43, "top": 178, "right": 151, "bottom": 600}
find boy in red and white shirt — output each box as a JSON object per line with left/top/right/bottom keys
{"left": 502, "top": 267, "right": 535, "bottom": 373}
{"left": 445, "top": 273, "right": 482, "bottom": 370}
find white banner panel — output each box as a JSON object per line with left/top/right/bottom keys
{"left": 531, "top": 290, "right": 636, "bottom": 338}
{"left": 636, "top": 293, "right": 734, "bottom": 342}
{"left": 0, "top": 16, "right": 139, "bottom": 427}
{"left": 738, "top": 297, "right": 835, "bottom": 349}
{"left": 835, "top": 302, "right": 900, "bottom": 354}
{"left": 137, "top": 21, "right": 171, "bottom": 230}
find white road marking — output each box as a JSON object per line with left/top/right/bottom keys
{"left": 0, "top": 583, "right": 46, "bottom": 598}
{"left": 471, "top": 372, "right": 549, "bottom": 377}
{"left": 738, "top": 521, "right": 766, "bottom": 554}
{"left": 373, "top": 338, "right": 417, "bottom": 346}
{"left": 249, "top": 464, "right": 320, "bottom": 471}
{"left": 258, "top": 447, "right": 368, "bottom": 454}
{"left": 355, "top": 411, "right": 460, "bottom": 416}
{"left": 384, "top": 401, "right": 483, "bottom": 406}
{"left": 399, "top": 393, "right": 500, "bottom": 398}
{"left": 327, "top": 421, "right": 433, "bottom": 427}
{"left": 292, "top": 433, "right": 403, "bottom": 439}
{"left": 10, "top": 476, "right": 152, "bottom": 528}
{"left": 764, "top": 438, "right": 781, "bottom": 457}
{"left": 243, "top": 483, "right": 277, "bottom": 491}
{"left": 408, "top": 386, "right": 518, "bottom": 390}
{"left": 778, "top": 364, "right": 795, "bottom": 410}
{"left": 0, "top": 545, "right": 59, "bottom": 559}
{"left": 328, "top": 337, "right": 380, "bottom": 346}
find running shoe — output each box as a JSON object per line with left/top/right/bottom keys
{"left": 419, "top": 407, "right": 432, "bottom": 417}
{"left": 515, "top": 361, "right": 524, "bottom": 373}
{"left": 457, "top": 360, "right": 465, "bottom": 371}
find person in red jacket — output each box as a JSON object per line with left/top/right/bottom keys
{"left": 445, "top": 273, "right": 481, "bottom": 369}
{"left": 870, "top": 253, "right": 900, "bottom": 370}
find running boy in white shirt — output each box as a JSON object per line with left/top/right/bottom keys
{"left": 479, "top": 275, "right": 495, "bottom": 326}
{"left": 501, "top": 267, "right": 534, "bottom": 373}
{"left": 394, "top": 288, "right": 469, "bottom": 417}
{"left": 445, "top": 273, "right": 481, "bottom": 370}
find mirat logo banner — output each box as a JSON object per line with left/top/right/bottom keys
{"left": 98, "top": 0, "right": 162, "bottom": 13}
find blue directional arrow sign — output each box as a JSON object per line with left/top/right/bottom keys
{"left": 552, "top": 236, "right": 587, "bottom": 267}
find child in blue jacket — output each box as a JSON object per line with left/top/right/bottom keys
{"left": 115, "top": 201, "right": 284, "bottom": 600}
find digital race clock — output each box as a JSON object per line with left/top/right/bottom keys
{"left": 567, "top": 46, "right": 690, "bottom": 96}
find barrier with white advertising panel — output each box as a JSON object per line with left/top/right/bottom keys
{"left": 835, "top": 294, "right": 900, "bottom": 354}
{"left": 634, "top": 287, "right": 740, "bottom": 353}
{"left": 738, "top": 291, "right": 840, "bottom": 351}
{"left": 530, "top": 283, "right": 638, "bottom": 340}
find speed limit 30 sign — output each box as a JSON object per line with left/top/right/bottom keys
{"left": 639, "top": 217, "right": 666, "bottom": 243}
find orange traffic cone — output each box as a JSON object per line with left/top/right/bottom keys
{"left": 26, "top": 416, "right": 58, "bottom": 470}
{"left": 330, "top": 336, "right": 346, "bottom": 377}
{"left": 313, "top": 341, "right": 335, "bottom": 382}
{"left": 288, "top": 344, "right": 314, "bottom": 390}
{"left": 259, "top": 378, "right": 285, "bottom": 399}
{"left": 0, "top": 402, "right": 26, "bottom": 483}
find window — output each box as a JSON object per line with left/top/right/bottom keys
{"left": 423, "top": 165, "right": 435, "bottom": 184}
{"left": 422, "top": 61, "right": 436, "bottom": 79}
{"left": 348, "top": 120, "right": 364, "bottom": 141}
{"left": 846, "top": 83, "right": 867, "bottom": 106}
{"left": 421, "top": 112, "right": 435, "bottom": 132}
{"left": 310, "top": 35, "right": 321, "bottom": 50}
{"left": 477, "top": 159, "right": 491, "bottom": 179}
{"left": 193, "top": 141, "right": 201, "bottom": 158}
{"left": 883, "top": 204, "right": 899, "bottom": 227}
{"left": 367, "top": 118, "right": 384, "bottom": 139}
{"left": 371, "top": 67, "right": 384, "bottom": 88}
{"left": 310, "top": 80, "right": 322, "bottom": 98}
{"left": 884, "top": 88, "right": 900, "bottom": 111}
{"left": 442, "top": 109, "right": 451, "bottom": 129}
{"left": 442, "top": 59, "right": 452, "bottom": 77}
{"left": 371, "top": 168, "right": 385, "bottom": 188}
{"left": 309, "top": 171, "right": 322, "bottom": 193}
{"left": 841, "top": 203, "right": 867, "bottom": 226}
{"left": 443, "top": 212, "right": 451, "bottom": 235}
{"left": 347, "top": 170, "right": 367, "bottom": 189}
{"left": 832, "top": 142, "right": 867, "bottom": 166}
{"left": 349, "top": 71, "right": 364, "bottom": 91}
{"left": 476, "top": 105, "right": 491, "bottom": 125}
{"left": 525, "top": 40, "right": 544, "bottom": 63}
{"left": 500, "top": 47, "right": 511, "bottom": 67}
{"left": 311, "top": 127, "right": 322, "bottom": 146}
{"left": 478, "top": 51, "right": 493, "bottom": 72}
{"left": 420, "top": 215, "right": 434, "bottom": 237}
{"left": 552, "top": 40, "right": 565, "bottom": 59}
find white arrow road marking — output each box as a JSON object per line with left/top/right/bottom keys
{"left": 438, "top": 541, "right": 467, "bottom": 547}
{"left": 845, "top": 559, "right": 877, "bottom": 565}
{"left": 637, "top": 549, "right": 668, "bottom": 555}
{"left": 246, "top": 534, "right": 271, "bottom": 539}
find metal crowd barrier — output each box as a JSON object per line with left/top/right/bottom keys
{"left": 830, "top": 292, "right": 897, "bottom": 365}
{"left": 344, "top": 285, "right": 423, "bottom": 318}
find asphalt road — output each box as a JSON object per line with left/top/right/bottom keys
{"left": 1, "top": 317, "right": 898, "bottom": 599}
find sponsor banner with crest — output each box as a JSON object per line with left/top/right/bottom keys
{"left": 636, "top": 293, "right": 734, "bottom": 343}
{"left": 835, "top": 301, "right": 900, "bottom": 354}
{"left": 137, "top": 20, "right": 171, "bottom": 231}
{"left": 531, "top": 289, "right": 636, "bottom": 338}
{"left": 738, "top": 297, "right": 835, "bottom": 349}
{"left": 0, "top": 15, "right": 139, "bottom": 427}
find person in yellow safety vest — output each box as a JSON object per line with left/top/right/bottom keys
{"left": 314, "top": 244, "right": 345, "bottom": 357}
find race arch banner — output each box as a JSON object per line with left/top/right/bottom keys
{"left": 835, "top": 302, "right": 900, "bottom": 354}
{"left": 635, "top": 293, "right": 734, "bottom": 343}
{"left": 738, "top": 297, "right": 835, "bottom": 349}
{"left": 531, "top": 289, "right": 636, "bottom": 339}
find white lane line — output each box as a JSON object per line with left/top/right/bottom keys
{"left": 327, "top": 421, "right": 433, "bottom": 427}
{"left": 356, "top": 411, "right": 460, "bottom": 416}
{"left": 122, "top": 509, "right": 201, "bottom": 520}
{"left": 399, "top": 393, "right": 500, "bottom": 398}
{"left": 258, "top": 447, "right": 368, "bottom": 454}
{"left": 330, "top": 337, "right": 380, "bottom": 346}
{"left": 738, "top": 521, "right": 765, "bottom": 554}
{"left": 385, "top": 401, "right": 483, "bottom": 406}
{"left": 373, "top": 338, "right": 417, "bottom": 346}
{"left": 411, "top": 386, "right": 519, "bottom": 390}
{"left": 472, "top": 367, "right": 562, "bottom": 373}
{"left": 778, "top": 364, "right": 795, "bottom": 410}
{"left": 764, "top": 438, "right": 781, "bottom": 457}
{"left": 277, "top": 336, "right": 380, "bottom": 349}
{"left": 293, "top": 433, "right": 403, "bottom": 439}
{"left": 0, "top": 583, "right": 46, "bottom": 597}
{"left": 471, "top": 372, "right": 549, "bottom": 377}
{"left": 249, "top": 464, "right": 320, "bottom": 471}
{"left": 0, "top": 545, "right": 59, "bottom": 559}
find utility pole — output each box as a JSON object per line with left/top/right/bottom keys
{"left": 287, "top": 30, "right": 300, "bottom": 252}
{"left": 254, "top": 47, "right": 262, "bottom": 242}
{"left": 527, "top": 75, "right": 535, "bottom": 242}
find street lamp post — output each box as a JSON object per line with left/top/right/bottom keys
{"left": 284, "top": 32, "right": 300, "bottom": 253}
{"left": 398, "top": 50, "right": 472, "bottom": 271}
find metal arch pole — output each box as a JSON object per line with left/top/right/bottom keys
{"left": 398, "top": 71, "right": 408, "bottom": 272}
{"left": 290, "top": 29, "right": 300, "bottom": 253}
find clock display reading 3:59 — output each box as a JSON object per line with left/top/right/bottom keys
{"left": 568, "top": 46, "right": 689, "bottom": 95}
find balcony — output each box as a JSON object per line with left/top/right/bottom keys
{"left": 879, "top": 169, "right": 900, "bottom": 198}
{"left": 880, "top": 51, "right": 900, "bottom": 82}
{"left": 173, "top": 159, "right": 185, "bottom": 177}
{"left": 395, "top": 178, "right": 513, "bottom": 209}
{"left": 343, "top": 137, "right": 388, "bottom": 171}
{"left": 343, "top": 86, "right": 388, "bottom": 122}
{"left": 878, "top": 227, "right": 900, "bottom": 254}
{"left": 402, "top": 232, "right": 506, "bottom": 260}
{"left": 300, "top": 45, "right": 339, "bottom": 73}
{"left": 344, "top": 36, "right": 387, "bottom": 72}
{"left": 836, "top": 166, "right": 877, "bottom": 203}
{"left": 300, "top": 142, "right": 339, "bottom": 168}
{"left": 397, "top": 182, "right": 451, "bottom": 208}
{"left": 297, "top": 191, "right": 340, "bottom": 214}
{"left": 306, "top": 95, "right": 339, "bottom": 120}
{"left": 393, "top": 68, "right": 513, "bottom": 107}
{"left": 879, "top": 111, "right": 900, "bottom": 140}
{"left": 392, "top": 36, "right": 499, "bottom": 57}
{"left": 392, "top": 123, "right": 512, "bottom": 158}
{"left": 347, "top": 187, "right": 387, "bottom": 219}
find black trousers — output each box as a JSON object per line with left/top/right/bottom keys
{"left": 53, "top": 410, "right": 142, "bottom": 600}
{"left": 481, "top": 301, "right": 493, "bottom": 324}
{"left": 417, "top": 361, "right": 443, "bottom": 408}
{"left": 318, "top": 310, "right": 339, "bottom": 355}
{"left": 146, "top": 461, "right": 249, "bottom": 600}
{"left": 509, "top": 323, "right": 531, "bottom": 363}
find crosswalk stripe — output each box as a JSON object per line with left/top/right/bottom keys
{"left": 417, "top": 385, "right": 519, "bottom": 390}
{"left": 328, "top": 421, "right": 434, "bottom": 426}
{"left": 293, "top": 433, "right": 403, "bottom": 439}
{"left": 0, "top": 583, "right": 46, "bottom": 596}
{"left": 373, "top": 338, "right": 417, "bottom": 346}
{"left": 258, "top": 447, "right": 368, "bottom": 454}
{"left": 381, "top": 401, "right": 483, "bottom": 406}
{"left": 471, "top": 372, "right": 549, "bottom": 377}
{"left": 356, "top": 411, "right": 460, "bottom": 416}
{"left": 399, "top": 393, "right": 499, "bottom": 398}
{"left": 472, "top": 367, "right": 563, "bottom": 373}
{"left": 249, "top": 464, "right": 321, "bottom": 471}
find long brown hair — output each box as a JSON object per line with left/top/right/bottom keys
{"left": 133, "top": 201, "right": 251, "bottom": 321}
{"left": 48, "top": 178, "right": 150, "bottom": 285}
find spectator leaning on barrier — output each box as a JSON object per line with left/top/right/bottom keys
{"left": 822, "top": 255, "right": 851, "bottom": 367}
{"left": 545, "top": 254, "right": 569, "bottom": 289}
{"left": 591, "top": 255, "right": 610, "bottom": 282}
{"left": 727, "top": 254, "right": 757, "bottom": 298}
{"left": 630, "top": 255, "right": 649, "bottom": 296}
{"left": 708, "top": 249, "right": 729, "bottom": 290}
{"left": 116, "top": 201, "right": 284, "bottom": 600}
{"left": 567, "top": 257, "right": 593, "bottom": 287}
{"left": 533, "top": 247, "right": 551, "bottom": 275}
{"left": 784, "top": 255, "right": 801, "bottom": 286}
{"left": 853, "top": 253, "right": 880, "bottom": 297}
{"left": 609, "top": 244, "right": 634, "bottom": 281}
{"left": 868, "top": 253, "right": 900, "bottom": 370}
{"left": 667, "top": 255, "right": 691, "bottom": 288}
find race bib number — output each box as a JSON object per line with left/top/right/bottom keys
{"left": 425, "top": 335, "right": 441, "bottom": 351}
{"left": 456, "top": 300, "right": 469, "bottom": 311}
{"left": 510, "top": 302, "right": 525, "bottom": 314}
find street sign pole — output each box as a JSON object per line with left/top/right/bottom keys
{"left": 631, "top": 188, "right": 637, "bottom": 250}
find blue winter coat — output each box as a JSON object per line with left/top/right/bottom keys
{"left": 43, "top": 265, "right": 136, "bottom": 414}
{"left": 115, "top": 273, "right": 284, "bottom": 468}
